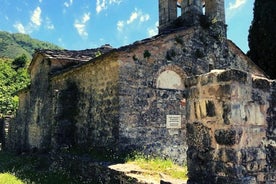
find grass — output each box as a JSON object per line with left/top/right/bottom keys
{"left": 0, "top": 151, "right": 85, "bottom": 184}
{"left": 0, "top": 173, "right": 23, "bottom": 184}
{"left": 126, "top": 152, "right": 188, "bottom": 181}
{"left": 0, "top": 150, "right": 188, "bottom": 183}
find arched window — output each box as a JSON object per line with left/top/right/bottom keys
{"left": 156, "top": 70, "right": 184, "bottom": 90}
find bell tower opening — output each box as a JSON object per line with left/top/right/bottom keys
{"left": 158, "top": 0, "right": 226, "bottom": 35}
{"left": 177, "top": 1, "right": 182, "bottom": 17}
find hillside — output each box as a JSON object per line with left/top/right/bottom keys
{"left": 0, "top": 32, "right": 62, "bottom": 115}
{"left": 0, "top": 31, "right": 62, "bottom": 60}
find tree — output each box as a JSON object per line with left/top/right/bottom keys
{"left": 12, "top": 54, "right": 28, "bottom": 71}
{"left": 247, "top": 0, "right": 276, "bottom": 79}
{"left": 0, "top": 58, "right": 30, "bottom": 115}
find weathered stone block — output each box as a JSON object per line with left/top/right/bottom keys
{"left": 252, "top": 78, "right": 270, "bottom": 92}
{"left": 217, "top": 70, "right": 247, "bottom": 83}
{"left": 185, "top": 76, "right": 199, "bottom": 87}
{"left": 200, "top": 73, "right": 216, "bottom": 86}
{"left": 245, "top": 160, "right": 266, "bottom": 172}
{"left": 215, "top": 148, "right": 239, "bottom": 163}
{"left": 186, "top": 122, "right": 212, "bottom": 151}
{"left": 188, "top": 87, "right": 199, "bottom": 99}
{"left": 241, "top": 148, "right": 266, "bottom": 163}
{"left": 217, "top": 84, "right": 231, "bottom": 99}
{"left": 266, "top": 144, "right": 276, "bottom": 170}
{"left": 241, "top": 176, "right": 257, "bottom": 184}
{"left": 214, "top": 128, "right": 242, "bottom": 145}
{"left": 251, "top": 90, "right": 266, "bottom": 105}
{"left": 216, "top": 176, "right": 241, "bottom": 184}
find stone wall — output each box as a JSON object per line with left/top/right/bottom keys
{"left": 50, "top": 53, "right": 120, "bottom": 151}
{"left": 8, "top": 54, "right": 52, "bottom": 152}
{"left": 266, "top": 80, "right": 276, "bottom": 182}
{"left": 8, "top": 89, "right": 30, "bottom": 152}
{"left": 116, "top": 29, "right": 203, "bottom": 164}
{"left": 8, "top": 25, "right": 268, "bottom": 166}
{"left": 114, "top": 26, "right": 265, "bottom": 164}
{"left": 186, "top": 69, "right": 275, "bottom": 183}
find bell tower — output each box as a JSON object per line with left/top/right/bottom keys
{"left": 205, "top": 0, "right": 225, "bottom": 24}
{"left": 158, "top": 0, "right": 226, "bottom": 36}
{"left": 158, "top": 0, "right": 178, "bottom": 34}
{"left": 181, "top": 0, "right": 203, "bottom": 16}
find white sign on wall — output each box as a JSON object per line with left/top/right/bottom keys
{"left": 166, "top": 115, "right": 182, "bottom": 128}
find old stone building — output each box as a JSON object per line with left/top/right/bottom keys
{"left": 9, "top": 0, "right": 276, "bottom": 183}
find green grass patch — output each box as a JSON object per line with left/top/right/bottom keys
{"left": 0, "top": 151, "right": 87, "bottom": 184}
{"left": 126, "top": 152, "right": 188, "bottom": 180}
{"left": 0, "top": 173, "right": 24, "bottom": 184}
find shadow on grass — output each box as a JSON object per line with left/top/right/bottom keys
{"left": 0, "top": 151, "right": 97, "bottom": 184}
{"left": 0, "top": 149, "right": 188, "bottom": 184}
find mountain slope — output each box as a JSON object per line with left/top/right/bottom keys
{"left": 0, "top": 31, "right": 62, "bottom": 60}
{"left": 0, "top": 32, "right": 62, "bottom": 115}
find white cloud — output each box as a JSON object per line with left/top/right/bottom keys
{"left": 229, "top": 0, "right": 246, "bottom": 10}
{"left": 13, "top": 22, "right": 26, "bottom": 33}
{"left": 96, "top": 0, "right": 121, "bottom": 14}
{"left": 127, "top": 11, "right": 138, "bottom": 24}
{"left": 117, "top": 9, "right": 150, "bottom": 33}
{"left": 39, "top": 0, "right": 43, "bottom": 3}
{"left": 123, "top": 9, "right": 150, "bottom": 25}
{"left": 226, "top": 0, "right": 247, "bottom": 21}
{"left": 31, "top": 7, "right": 42, "bottom": 26}
{"left": 45, "top": 17, "right": 54, "bottom": 30}
{"left": 117, "top": 20, "right": 124, "bottom": 31}
{"left": 64, "top": 0, "right": 73, "bottom": 8}
{"left": 74, "top": 12, "right": 91, "bottom": 38}
{"left": 96, "top": 0, "right": 105, "bottom": 13}
{"left": 74, "top": 23, "right": 87, "bottom": 37}
{"left": 82, "top": 13, "right": 90, "bottom": 22}
{"left": 13, "top": 6, "right": 44, "bottom": 34}
{"left": 147, "top": 21, "right": 158, "bottom": 37}
{"left": 140, "top": 14, "right": 150, "bottom": 23}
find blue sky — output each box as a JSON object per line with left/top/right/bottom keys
{"left": 0, "top": 0, "right": 253, "bottom": 53}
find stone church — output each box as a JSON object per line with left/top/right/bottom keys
{"left": 9, "top": 0, "right": 276, "bottom": 183}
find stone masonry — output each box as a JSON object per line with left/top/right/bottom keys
{"left": 7, "top": 0, "right": 276, "bottom": 183}
{"left": 186, "top": 69, "right": 276, "bottom": 183}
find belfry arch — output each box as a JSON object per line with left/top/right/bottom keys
{"left": 159, "top": 0, "right": 225, "bottom": 34}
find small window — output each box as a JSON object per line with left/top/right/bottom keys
{"left": 157, "top": 70, "right": 184, "bottom": 90}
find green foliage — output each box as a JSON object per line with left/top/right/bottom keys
{"left": 0, "top": 152, "right": 82, "bottom": 184}
{"left": 0, "top": 31, "right": 60, "bottom": 116}
{"left": 143, "top": 50, "right": 151, "bottom": 59}
{"left": 95, "top": 51, "right": 102, "bottom": 57}
{"left": 127, "top": 152, "right": 188, "bottom": 180}
{"left": 0, "top": 58, "right": 30, "bottom": 115}
{"left": 0, "top": 31, "right": 62, "bottom": 60}
{"left": 12, "top": 54, "right": 28, "bottom": 71}
{"left": 247, "top": 0, "right": 276, "bottom": 79}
